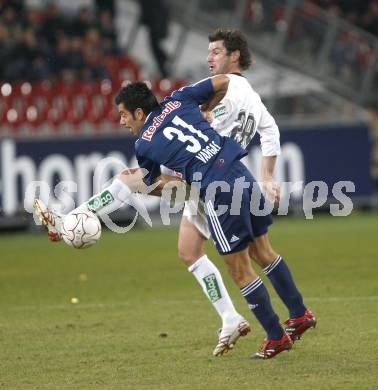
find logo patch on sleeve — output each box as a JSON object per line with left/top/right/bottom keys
{"left": 212, "top": 104, "right": 227, "bottom": 119}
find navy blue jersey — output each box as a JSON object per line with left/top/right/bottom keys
{"left": 135, "top": 78, "right": 247, "bottom": 193}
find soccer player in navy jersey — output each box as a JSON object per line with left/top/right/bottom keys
{"left": 117, "top": 75, "right": 295, "bottom": 359}
{"left": 35, "top": 71, "right": 315, "bottom": 359}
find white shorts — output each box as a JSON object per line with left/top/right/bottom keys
{"left": 161, "top": 165, "right": 211, "bottom": 239}
{"left": 183, "top": 200, "right": 211, "bottom": 239}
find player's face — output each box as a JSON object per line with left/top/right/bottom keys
{"left": 117, "top": 103, "right": 144, "bottom": 136}
{"left": 207, "top": 40, "right": 233, "bottom": 75}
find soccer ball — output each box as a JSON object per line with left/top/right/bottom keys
{"left": 61, "top": 209, "right": 101, "bottom": 249}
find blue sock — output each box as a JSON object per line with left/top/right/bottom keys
{"left": 264, "top": 256, "right": 306, "bottom": 318}
{"left": 240, "top": 277, "right": 284, "bottom": 340}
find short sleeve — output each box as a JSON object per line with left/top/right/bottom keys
{"left": 171, "top": 77, "right": 214, "bottom": 105}
{"left": 256, "top": 104, "right": 281, "bottom": 156}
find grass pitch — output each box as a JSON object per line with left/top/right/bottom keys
{"left": 0, "top": 213, "right": 377, "bottom": 389}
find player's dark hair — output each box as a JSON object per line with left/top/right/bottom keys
{"left": 208, "top": 29, "right": 252, "bottom": 70}
{"left": 115, "top": 82, "right": 159, "bottom": 116}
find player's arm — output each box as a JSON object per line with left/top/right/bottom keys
{"left": 117, "top": 167, "right": 146, "bottom": 192}
{"left": 146, "top": 174, "right": 184, "bottom": 196}
{"left": 201, "top": 75, "right": 230, "bottom": 112}
{"left": 257, "top": 108, "right": 281, "bottom": 203}
{"left": 260, "top": 156, "right": 280, "bottom": 203}
{"left": 175, "top": 75, "right": 229, "bottom": 111}
{"left": 118, "top": 164, "right": 186, "bottom": 196}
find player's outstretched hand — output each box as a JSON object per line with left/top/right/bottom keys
{"left": 262, "top": 181, "right": 280, "bottom": 204}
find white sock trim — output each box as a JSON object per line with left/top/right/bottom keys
{"left": 263, "top": 255, "right": 282, "bottom": 275}
{"left": 240, "top": 277, "right": 263, "bottom": 296}
{"left": 187, "top": 255, "right": 207, "bottom": 273}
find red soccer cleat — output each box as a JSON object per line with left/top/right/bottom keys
{"left": 284, "top": 309, "right": 317, "bottom": 341}
{"left": 253, "top": 331, "right": 293, "bottom": 359}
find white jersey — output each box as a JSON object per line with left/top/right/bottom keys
{"left": 166, "top": 74, "right": 281, "bottom": 239}
{"left": 210, "top": 73, "right": 280, "bottom": 155}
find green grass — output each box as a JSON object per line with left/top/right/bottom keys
{"left": 0, "top": 213, "right": 377, "bottom": 389}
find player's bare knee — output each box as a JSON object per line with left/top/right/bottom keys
{"left": 254, "top": 247, "right": 278, "bottom": 268}
{"left": 226, "top": 266, "right": 245, "bottom": 286}
{"left": 178, "top": 245, "right": 203, "bottom": 267}
{"left": 223, "top": 251, "right": 256, "bottom": 287}
{"left": 178, "top": 217, "right": 206, "bottom": 267}
{"left": 250, "top": 249, "right": 269, "bottom": 268}
{"left": 228, "top": 266, "right": 255, "bottom": 287}
{"left": 248, "top": 244, "right": 268, "bottom": 267}
{"left": 251, "top": 235, "right": 278, "bottom": 267}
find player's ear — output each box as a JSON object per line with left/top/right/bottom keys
{"left": 135, "top": 108, "right": 145, "bottom": 121}
{"left": 231, "top": 49, "right": 240, "bottom": 64}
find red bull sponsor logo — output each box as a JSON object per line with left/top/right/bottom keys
{"left": 142, "top": 101, "right": 182, "bottom": 141}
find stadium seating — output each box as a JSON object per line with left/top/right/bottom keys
{"left": 0, "top": 55, "right": 186, "bottom": 135}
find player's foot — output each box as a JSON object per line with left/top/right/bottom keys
{"left": 33, "top": 199, "right": 63, "bottom": 241}
{"left": 284, "top": 309, "right": 317, "bottom": 341}
{"left": 213, "top": 317, "right": 251, "bottom": 357}
{"left": 253, "top": 331, "right": 293, "bottom": 359}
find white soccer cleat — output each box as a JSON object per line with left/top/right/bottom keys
{"left": 213, "top": 317, "right": 251, "bottom": 357}
{"left": 33, "top": 199, "right": 63, "bottom": 241}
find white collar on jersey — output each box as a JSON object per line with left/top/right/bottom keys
{"left": 144, "top": 112, "right": 152, "bottom": 124}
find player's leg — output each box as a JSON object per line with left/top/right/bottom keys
{"left": 34, "top": 174, "right": 131, "bottom": 240}
{"left": 249, "top": 234, "right": 316, "bottom": 340}
{"left": 33, "top": 168, "right": 141, "bottom": 239}
{"left": 204, "top": 160, "right": 294, "bottom": 358}
{"left": 178, "top": 216, "right": 207, "bottom": 268}
{"left": 249, "top": 233, "right": 306, "bottom": 317}
{"left": 81, "top": 168, "right": 145, "bottom": 215}
{"left": 222, "top": 248, "right": 292, "bottom": 359}
{"left": 178, "top": 213, "right": 250, "bottom": 356}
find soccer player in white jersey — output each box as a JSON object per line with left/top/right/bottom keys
{"left": 175, "top": 29, "right": 316, "bottom": 358}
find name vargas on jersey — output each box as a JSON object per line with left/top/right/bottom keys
{"left": 195, "top": 141, "right": 221, "bottom": 163}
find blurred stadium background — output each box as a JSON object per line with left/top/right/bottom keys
{"left": 0, "top": 0, "right": 377, "bottom": 388}
{"left": 0, "top": 0, "right": 377, "bottom": 228}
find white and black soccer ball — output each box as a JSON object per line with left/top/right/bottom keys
{"left": 61, "top": 210, "right": 101, "bottom": 249}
